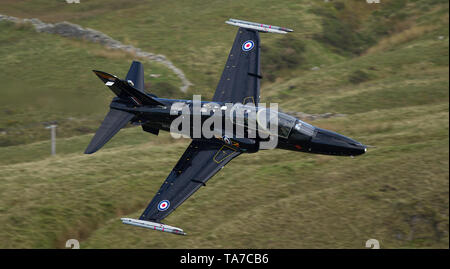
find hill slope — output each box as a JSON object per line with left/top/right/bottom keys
{"left": 0, "top": 20, "right": 181, "bottom": 146}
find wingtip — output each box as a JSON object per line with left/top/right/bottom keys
{"left": 84, "top": 144, "right": 99, "bottom": 154}
{"left": 84, "top": 148, "right": 96, "bottom": 154}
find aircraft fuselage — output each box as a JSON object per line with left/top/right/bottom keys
{"left": 110, "top": 97, "right": 366, "bottom": 157}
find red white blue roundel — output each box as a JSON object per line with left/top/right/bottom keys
{"left": 242, "top": 40, "right": 254, "bottom": 51}
{"left": 158, "top": 200, "right": 170, "bottom": 211}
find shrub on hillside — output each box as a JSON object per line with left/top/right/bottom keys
{"left": 312, "top": 4, "right": 373, "bottom": 55}
{"left": 261, "top": 35, "right": 306, "bottom": 82}
{"left": 348, "top": 70, "right": 370, "bottom": 84}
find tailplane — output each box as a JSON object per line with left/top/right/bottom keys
{"left": 92, "top": 70, "right": 164, "bottom": 106}
{"left": 84, "top": 108, "right": 134, "bottom": 154}
{"left": 85, "top": 61, "right": 163, "bottom": 154}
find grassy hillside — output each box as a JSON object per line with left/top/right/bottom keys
{"left": 0, "top": 0, "right": 354, "bottom": 97}
{"left": 0, "top": 0, "right": 448, "bottom": 248}
{"left": 0, "top": 20, "right": 181, "bottom": 146}
{"left": 0, "top": 103, "right": 447, "bottom": 248}
{"left": 2, "top": 0, "right": 446, "bottom": 144}
{"left": 2, "top": 0, "right": 446, "bottom": 96}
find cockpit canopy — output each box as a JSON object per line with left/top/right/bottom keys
{"left": 293, "top": 120, "right": 315, "bottom": 137}
{"left": 229, "top": 104, "right": 298, "bottom": 138}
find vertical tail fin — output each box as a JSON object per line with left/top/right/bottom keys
{"left": 125, "top": 61, "right": 145, "bottom": 93}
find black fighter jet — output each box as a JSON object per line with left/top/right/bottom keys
{"left": 85, "top": 19, "right": 366, "bottom": 235}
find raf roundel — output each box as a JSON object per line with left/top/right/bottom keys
{"left": 242, "top": 40, "right": 254, "bottom": 51}
{"left": 157, "top": 200, "right": 170, "bottom": 211}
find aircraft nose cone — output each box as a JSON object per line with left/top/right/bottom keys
{"left": 310, "top": 128, "right": 366, "bottom": 156}
{"left": 352, "top": 142, "right": 367, "bottom": 156}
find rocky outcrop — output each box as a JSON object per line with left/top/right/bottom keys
{"left": 0, "top": 14, "right": 192, "bottom": 92}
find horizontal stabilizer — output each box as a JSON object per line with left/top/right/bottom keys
{"left": 93, "top": 70, "right": 125, "bottom": 98}
{"left": 84, "top": 109, "right": 134, "bottom": 154}
{"left": 115, "top": 79, "right": 165, "bottom": 106}
{"left": 121, "top": 218, "right": 186, "bottom": 236}
{"left": 93, "top": 70, "right": 165, "bottom": 106}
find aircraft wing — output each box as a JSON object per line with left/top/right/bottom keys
{"left": 212, "top": 27, "right": 261, "bottom": 105}
{"left": 139, "top": 139, "right": 241, "bottom": 222}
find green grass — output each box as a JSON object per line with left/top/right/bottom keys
{"left": 0, "top": 0, "right": 342, "bottom": 98}
{"left": 0, "top": 103, "right": 447, "bottom": 248}
{"left": 0, "top": 0, "right": 448, "bottom": 248}
{"left": 0, "top": 21, "right": 181, "bottom": 146}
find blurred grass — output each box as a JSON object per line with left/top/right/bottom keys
{"left": 0, "top": 0, "right": 340, "bottom": 98}
{"left": 0, "top": 0, "right": 448, "bottom": 248}
{"left": 0, "top": 21, "right": 181, "bottom": 146}
{"left": 0, "top": 103, "right": 447, "bottom": 248}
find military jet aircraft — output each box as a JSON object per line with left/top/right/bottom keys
{"left": 85, "top": 19, "right": 366, "bottom": 235}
